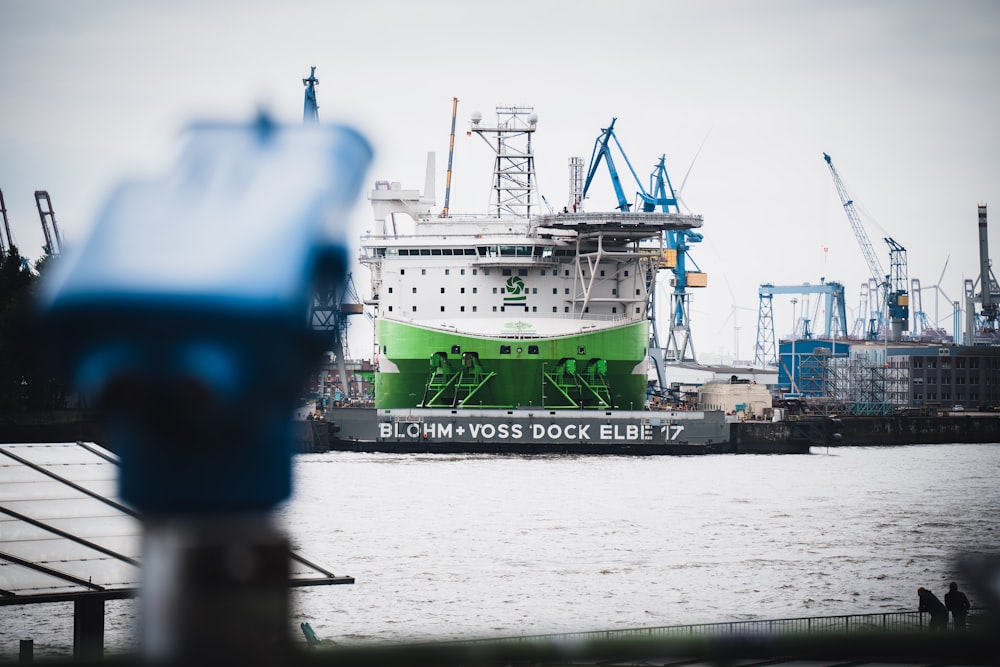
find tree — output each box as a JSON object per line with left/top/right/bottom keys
{"left": 0, "top": 248, "right": 60, "bottom": 411}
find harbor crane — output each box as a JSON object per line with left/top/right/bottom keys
{"left": 823, "top": 153, "right": 909, "bottom": 340}
{"left": 302, "top": 66, "right": 319, "bottom": 124}
{"left": 0, "top": 189, "right": 15, "bottom": 256}
{"left": 754, "top": 281, "right": 848, "bottom": 367}
{"left": 582, "top": 119, "right": 705, "bottom": 374}
{"left": 34, "top": 190, "right": 62, "bottom": 256}
{"left": 963, "top": 204, "right": 1000, "bottom": 345}
{"left": 300, "top": 66, "right": 371, "bottom": 400}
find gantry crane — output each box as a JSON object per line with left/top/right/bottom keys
{"left": 583, "top": 119, "right": 705, "bottom": 369}
{"left": 823, "top": 153, "right": 908, "bottom": 340}
{"left": 754, "top": 281, "right": 848, "bottom": 367}
{"left": 34, "top": 190, "right": 62, "bottom": 256}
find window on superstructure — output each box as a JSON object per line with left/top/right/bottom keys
{"left": 484, "top": 269, "right": 490, "bottom": 275}
{"left": 473, "top": 306, "right": 477, "bottom": 312}
{"left": 401, "top": 269, "right": 405, "bottom": 275}
{"left": 440, "top": 287, "right": 445, "bottom": 293}
{"left": 432, "top": 249, "right": 441, "bottom": 255}
{"left": 564, "top": 288, "right": 569, "bottom": 295}
{"left": 493, "top": 288, "right": 498, "bottom": 294}
{"left": 624, "top": 270, "right": 629, "bottom": 277}
{"left": 413, "top": 306, "right": 417, "bottom": 312}
{"left": 519, "top": 269, "right": 527, "bottom": 277}
{"left": 636, "top": 289, "right": 641, "bottom": 295}
{"left": 461, "top": 306, "right": 465, "bottom": 312}
{"left": 532, "top": 288, "right": 537, "bottom": 294}
{"left": 420, "top": 249, "right": 430, "bottom": 256}
{"left": 552, "top": 307, "right": 557, "bottom": 312}
{"left": 445, "top": 269, "right": 450, "bottom": 275}
{"left": 612, "top": 288, "right": 617, "bottom": 295}
{"left": 388, "top": 306, "right": 393, "bottom": 312}
{"left": 532, "top": 306, "right": 537, "bottom": 312}
{"left": 440, "top": 306, "right": 445, "bottom": 312}
{"left": 461, "top": 287, "right": 465, "bottom": 294}
{"left": 443, "top": 249, "right": 453, "bottom": 255}
{"left": 493, "top": 306, "right": 498, "bottom": 312}
{"left": 635, "top": 307, "right": 641, "bottom": 314}
{"left": 412, "top": 287, "right": 417, "bottom": 293}
{"left": 552, "top": 288, "right": 557, "bottom": 294}
{"left": 421, "top": 269, "right": 426, "bottom": 275}
{"left": 564, "top": 307, "right": 569, "bottom": 313}
{"left": 600, "top": 270, "right": 605, "bottom": 277}
{"left": 540, "top": 270, "right": 546, "bottom": 276}
{"left": 461, "top": 269, "right": 466, "bottom": 275}
{"left": 473, "top": 269, "right": 478, "bottom": 275}
{"left": 503, "top": 269, "right": 512, "bottom": 276}
{"left": 473, "top": 288, "right": 477, "bottom": 294}
{"left": 388, "top": 287, "right": 393, "bottom": 293}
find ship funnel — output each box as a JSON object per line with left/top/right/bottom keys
{"left": 423, "top": 152, "right": 436, "bottom": 206}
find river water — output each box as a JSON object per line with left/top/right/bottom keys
{"left": 3, "top": 444, "right": 999, "bottom": 659}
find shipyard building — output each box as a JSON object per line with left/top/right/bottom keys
{"left": 777, "top": 339, "right": 1000, "bottom": 413}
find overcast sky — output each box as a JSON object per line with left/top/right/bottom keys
{"left": 2, "top": 0, "right": 998, "bottom": 363}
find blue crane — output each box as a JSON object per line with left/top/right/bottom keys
{"left": 754, "top": 281, "right": 849, "bottom": 368}
{"left": 582, "top": 119, "right": 704, "bottom": 365}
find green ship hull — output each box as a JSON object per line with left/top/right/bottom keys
{"left": 375, "top": 319, "right": 649, "bottom": 410}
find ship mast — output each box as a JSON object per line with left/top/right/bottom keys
{"left": 469, "top": 106, "right": 539, "bottom": 218}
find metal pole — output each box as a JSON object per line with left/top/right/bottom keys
{"left": 791, "top": 298, "right": 798, "bottom": 396}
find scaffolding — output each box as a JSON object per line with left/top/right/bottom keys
{"left": 826, "top": 350, "right": 897, "bottom": 415}
{"left": 796, "top": 346, "right": 832, "bottom": 397}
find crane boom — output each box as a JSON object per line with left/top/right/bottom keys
{"left": 582, "top": 118, "right": 630, "bottom": 211}
{"left": 823, "top": 152, "right": 884, "bottom": 282}
{"left": 0, "top": 189, "right": 14, "bottom": 255}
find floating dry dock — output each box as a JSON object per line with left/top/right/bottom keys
{"left": 304, "top": 407, "right": 813, "bottom": 455}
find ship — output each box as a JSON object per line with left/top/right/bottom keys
{"left": 363, "top": 106, "right": 702, "bottom": 410}
{"left": 339, "top": 104, "right": 744, "bottom": 452}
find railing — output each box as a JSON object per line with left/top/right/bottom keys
{"left": 452, "top": 608, "right": 990, "bottom": 645}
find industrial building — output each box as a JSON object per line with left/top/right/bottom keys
{"left": 777, "top": 338, "right": 1000, "bottom": 414}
